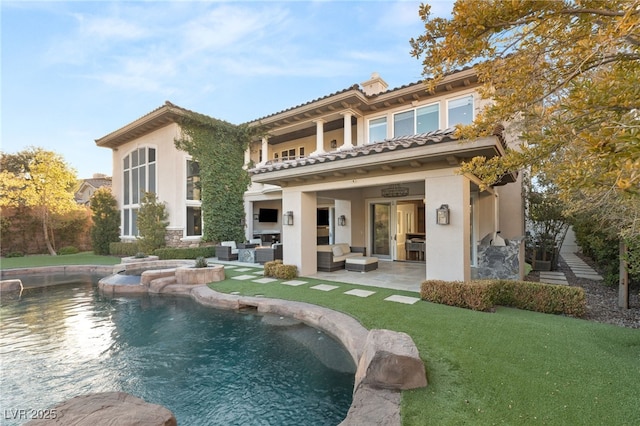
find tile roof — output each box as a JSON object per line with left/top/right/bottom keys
{"left": 250, "top": 128, "right": 461, "bottom": 175}
{"left": 245, "top": 65, "right": 476, "bottom": 126}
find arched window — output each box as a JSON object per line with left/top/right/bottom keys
{"left": 122, "top": 147, "right": 157, "bottom": 236}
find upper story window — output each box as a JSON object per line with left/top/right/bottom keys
{"left": 281, "top": 148, "right": 296, "bottom": 161}
{"left": 416, "top": 104, "right": 439, "bottom": 133}
{"left": 394, "top": 103, "right": 440, "bottom": 138}
{"left": 368, "top": 117, "right": 387, "bottom": 143}
{"left": 447, "top": 95, "right": 474, "bottom": 127}
{"left": 122, "top": 146, "right": 156, "bottom": 236}
{"left": 186, "top": 159, "right": 202, "bottom": 237}
{"left": 186, "top": 160, "right": 200, "bottom": 201}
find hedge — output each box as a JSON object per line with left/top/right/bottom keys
{"left": 109, "top": 242, "right": 141, "bottom": 256}
{"left": 153, "top": 246, "right": 217, "bottom": 260}
{"left": 420, "top": 279, "right": 586, "bottom": 317}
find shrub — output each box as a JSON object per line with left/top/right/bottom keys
{"left": 137, "top": 192, "right": 169, "bottom": 254}
{"left": 153, "top": 246, "right": 217, "bottom": 260}
{"left": 264, "top": 260, "right": 283, "bottom": 277}
{"left": 134, "top": 252, "right": 148, "bottom": 258}
{"left": 275, "top": 264, "right": 297, "bottom": 280}
{"left": 5, "top": 251, "right": 24, "bottom": 258}
{"left": 109, "top": 242, "right": 140, "bottom": 256}
{"left": 58, "top": 246, "right": 79, "bottom": 255}
{"left": 90, "top": 188, "right": 120, "bottom": 255}
{"left": 194, "top": 256, "right": 209, "bottom": 268}
{"left": 420, "top": 279, "right": 586, "bottom": 317}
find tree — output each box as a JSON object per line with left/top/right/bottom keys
{"left": 410, "top": 0, "right": 639, "bottom": 236}
{"left": 90, "top": 187, "right": 120, "bottom": 255}
{"left": 0, "top": 147, "right": 79, "bottom": 255}
{"left": 136, "top": 191, "right": 168, "bottom": 254}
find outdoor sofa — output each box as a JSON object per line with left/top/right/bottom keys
{"left": 317, "top": 244, "right": 366, "bottom": 272}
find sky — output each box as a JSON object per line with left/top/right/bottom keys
{"left": 2, "top": 0, "right": 454, "bottom": 179}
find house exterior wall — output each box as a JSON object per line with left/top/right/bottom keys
{"left": 111, "top": 123, "right": 193, "bottom": 243}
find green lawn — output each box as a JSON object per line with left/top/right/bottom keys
{"left": 213, "top": 266, "right": 640, "bottom": 426}
{"left": 2, "top": 257, "right": 638, "bottom": 424}
{"left": 0, "top": 252, "right": 121, "bottom": 269}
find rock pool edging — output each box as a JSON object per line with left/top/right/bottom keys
{"left": 4, "top": 265, "right": 428, "bottom": 426}
{"left": 187, "top": 285, "right": 427, "bottom": 425}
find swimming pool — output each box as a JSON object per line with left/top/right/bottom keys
{"left": 0, "top": 276, "right": 355, "bottom": 425}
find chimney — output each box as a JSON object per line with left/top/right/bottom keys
{"left": 360, "top": 72, "right": 388, "bottom": 96}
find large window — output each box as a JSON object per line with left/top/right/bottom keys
{"left": 394, "top": 103, "right": 440, "bottom": 137}
{"left": 448, "top": 95, "right": 474, "bottom": 126}
{"left": 416, "top": 104, "right": 439, "bottom": 133}
{"left": 186, "top": 160, "right": 201, "bottom": 201}
{"left": 368, "top": 117, "right": 387, "bottom": 143}
{"left": 393, "top": 111, "right": 414, "bottom": 138}
{"left": 186, "top": 159, "right": 202, "bottom": 236}
{"left": 122, "top": 147, "right": 156, "bottom": 236}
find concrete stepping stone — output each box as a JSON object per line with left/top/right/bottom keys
{"left": 233, "top": 267, "right": 254, "bottom": 272}
{"left": 384, "top": 295, "right": 420, "bottom": 305}
{"left": 253, "top": 278, "right": 278, "bottom": 284}
{"left": 281, "top": 280, "right": 308, "bottom": 286}
{"left": 311, "top": 284, "right": 339, "bottom": 292}
{"left": 344, "top": 289, "right": 376, "bottom": 298}
{"left": 539, "top": 271, "right": 568, "bottom": 285}
{"left": 231, "top": 274, "right": 256, "bottom": 280}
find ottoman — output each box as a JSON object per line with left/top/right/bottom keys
{"left": 345, "top": 256, "right": 379, "bottom": 272}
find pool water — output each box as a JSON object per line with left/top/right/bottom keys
{"left": 0, "top": 276, "right": 355, "bottom": 425}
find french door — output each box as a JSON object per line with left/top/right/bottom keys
{"left": 371, "top": 202, "right": 394, "bottom": 259}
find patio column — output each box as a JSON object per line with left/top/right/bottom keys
{"left": 425, "top": 174, "right": 470, "bottom": 281}
{"left": 281, "top": 189, "right": 317, "bottom": 275}
{"left": 243, "top": 146, "right": 251, "bottom": 169}
{"left": 260, "top": 136, "right": 269, "bottom": 165}
{"left": 311, "top": 119, "right": 325, "bottom": 156}
{"left": 340, "top": 111, "right": 354, "bottom": 150}
{"left": 334, "top": 199, "right": 351, "bottom": 244}
{"left": 244, "top": 199, "right": 253, "bottom": 242}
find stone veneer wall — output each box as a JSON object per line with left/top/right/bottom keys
{"left": 472, "top": 243, "right": 521, "bottom": 280}
{"left": 164, "top": 230, "right": 201, "bottom": 248}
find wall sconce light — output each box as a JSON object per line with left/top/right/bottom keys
{"left": 330, "top": 139, "right": 337, "bottom": 149}
{"left": 283, "top": 211, "right": 294, "bottom": 226}
{"left": 337, "top": 215, "right": 346, "bottom": 226}
{"left": 436, "top": 204, "right": 450, "bottom": 225}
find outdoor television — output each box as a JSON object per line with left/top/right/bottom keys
{"left": 258, "top": 208, "right": 278, "bottom": 223}
{"left": 317, "top": 209, "right": 330, "bottom": 226}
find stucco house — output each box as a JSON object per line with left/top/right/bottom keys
{"left": 95, "top": 67, "right": 525, "bottom": 281}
